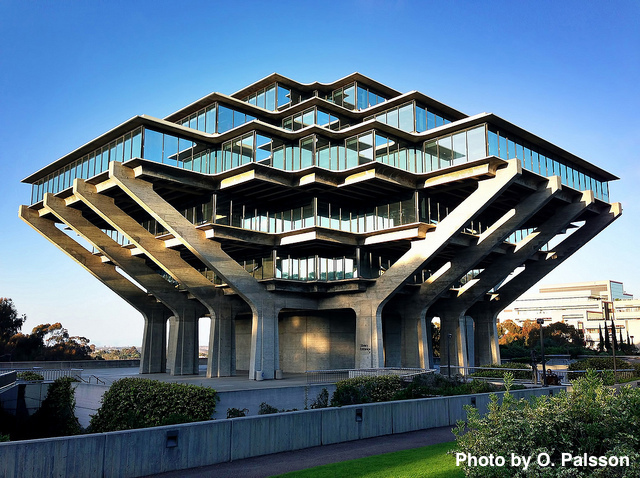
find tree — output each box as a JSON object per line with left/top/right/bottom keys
{"left": 0, "top": 298, "right": 26, "bottom": 343}
{"left": 611, "top": 320, "right": 618, "bottom": 351}
{"left": 598, "top": 324, "right": 604, "bottom": 352}
{"left": 604, "top": 321, "right": 611, "bottom": 351}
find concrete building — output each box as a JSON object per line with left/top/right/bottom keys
{"left": 499, "top": 281, "right": 639, "bottom": 349}
{"left": 19, "top": 73, "right": 621, "bottom": 379}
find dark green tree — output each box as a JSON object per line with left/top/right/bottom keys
{"left": 598, "top": 324, "right": 604, "bottom": 352}
{"left": 611, "top": 320, "right": 618, "bottom": 351}
{"left": 604, "top": 322, "right": 611, "bottom": 351}
{"left": 0, "top": 298, "right": 26, "bottom": 344}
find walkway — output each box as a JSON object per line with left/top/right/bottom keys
{"left": 143, "top": 426, "right": 457, "bottom": 478}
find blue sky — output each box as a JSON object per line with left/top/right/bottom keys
{"left": 1, "top": 0, "right": 638, "bottom": 346}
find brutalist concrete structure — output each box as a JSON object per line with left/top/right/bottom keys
{"left": 20, "top": 73, "right": 621, "bottom": 379}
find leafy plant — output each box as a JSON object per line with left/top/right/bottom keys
{"left": 88, "top": 378, "right": 218, "bottom": 432}
{"left": 227, "top": 407, "right": 249, "bottom": 418}
{"left": 470, "top": 362, "right": 532, "bottom": 380}
{"left": 454, "top": 370, "right": 640, "bottom": 477}
{"left": 330, "top": 375, "right": 402, "bottom": 406}
{"left": 28, "top": 376, "right": 82, "bottom": 438}
{"left": 258, "top": 402, "right": 280, "bottom": 415}
{"left": 17, "top": 371, "right": 44, "bottom": 381}
{"left": 310, "top": 388, "right": 330, "bottom": 409}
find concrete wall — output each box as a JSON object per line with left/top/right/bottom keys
{"left": 0, "top": 386, "right": 563, "bottom": 478}
{"left": 278, "top": 310, "right": 355, "bottom": 373}
{"left": 0, "top": 360, "right": 141, "bottom": 370}
{"left": 235, "top": 316, "right": 252, "bottom": 371}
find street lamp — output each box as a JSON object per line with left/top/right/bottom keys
{"left": 537, "top": 318, "right": 547, "bottom": 387}
{"left": 447, "top": 333, "right": 452, "bottom": 378}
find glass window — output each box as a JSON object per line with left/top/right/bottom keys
{"left": 233, "top": 111, "right": 245, "bottom": 128}
{"left": 293, "top": 113, "right": 303, "bottom": 131}
{"left": 218, "top": 105, "right": 233, "bottom": 133}
{"left": 178, "top": 137, "right": 193, "bottom": 169}
{"left": 387, "top": 108, "right": 398, "bottom": 129}
{"left": 205, "top": 106, "right": 216, "bottom": 134}
{"left": 467, "top": 126, "right": 486, "bottom": 160}
{"left": 507, "top": 140, "right": 515, "bottom": 159}
{"left": 436, "top": 115, "right": 444, "bottom": 127}
{"left": 416, "top": 106, "right": 427, "bottom": 133}
{"left": 427, "top": 111, "right": 436, "bottom": 130}
{"left": 257, "top": 90, "right": 265, "bottom": 109}
{"left": 300, "top": 136, "right": 313, "bottom": 168}
{"left": 425, "top": 140, "right": 438, "bottom": 171}
{"left": 357, "top": 85, "right": 368, "bottom": 110}
{"left": 241, "top": 133, "right": 254, "bottom": 165}
{"left": 317, "top": 137, "right": 330, "bottom": 169}
{"left": 277, "top": 85, "right": 291, "bottom": 108}
{"left": 132, "top": 128, "right": 142, "bottom": 158}
{"left": 368, "top": 90, "right": 377, "bottom": 108}
{"left": 256, "top": 134, "right": 271, "bottom": 164}
{"left": 283, "top": 117, "right": 293, "bottom": 130}
{"left": 346, "top": 137, "right": 358, "bottom": 168}
{"left": 452, "top": 132, "right": 467, "bottom": 165}
{"left": 498, "top": 135, "right": 507, "bottom": 160}
{"left": 302, "top": 108, "right": 314, "bottom": 127}
{"left": 438, "top": 136, "right": 453, "bottom": 168}
{"left": 488, "top": 129, "right": 499, "bottom": 157}
{"left": 164, "top": 134, "right": 179, "bottom": 166}
{"left": 358, "top": 133, "right": 373, "bottom": 164}
{"left": 266, "top": 86, "right": 276, "bottom": 111}
{"left": 115, "top": 138, "right": 124, "bottom": 163}
{"left": 344, "top": 84, "right": 356, "bottom": 109}
{"left": 333, "top": 88, "right": 343, "bottom": 107}
{"left": 317, "top": 110, "right": 330, "bottom": 127}
{"left": 143, "top": 129, "right": 163, "bottom": 162}
{"left": 123, "top": 133, "right": 132, "bottom": 161}
{"left": 273, "top": 144, "right": 284, "bottom": 170}
{"left": 398, "top": 103, "right": 414, "bottom": 132}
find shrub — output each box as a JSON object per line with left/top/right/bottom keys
{"left": 258, "top": 402, "right": 279, "bottom": 415}
{"left": 330, "top": 375, "right": 402, "bottom": 406}
{"left": 470, "top": 362, "right": 532, "bottom": 380}
{"left": 454, "top": 371, "right": 640, "bottom": 477}
{"left": 226, "top": 407, "right": 248, "bottom": 418}
{"left": 17, "top": 371, "right": 44, "bottom": 381}
{"left": 310, "top": 388, "right": 329, "bottom": 409}
{"left": 89, "top": 378, "right": 218, "bottom": 432}
{"left": 28, "top": 376, "right": 82, "bottom": 438}
{"left": 0, "top": 433, "right": 9, "bottom": 442}
{"left": 394, "top": 373, "right": 518, "bottom": 400}
{"left": 567, "top": 357, "right": 640, "bottom": 381}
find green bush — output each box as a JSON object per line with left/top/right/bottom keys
{"left": 470, "top": 362, "right": 532, "bottom": 380}
{"left": 310, "top": 388, "right": 329, "bottom": 409}
{"left": 454, "top": 371, "right": 640, "bottom": 477}
{"left": 226, "top": 407, "right": 248, "bottom": 418}
{"left": 394, "top": 373, "right": 519, "bottom": 400}
{"left": 330, "top": 375, "right": 402, "bottom": 406}
{"left": 567, "top": 357, "right": 640, "bottom": 381}
{"left": 29, "top": 377, "right": 82, "bottom": 438}
{"left": 258, "top": 402, "right": 279, "bottom": 415}
{"left": 89, "top": 378, "right": 218, "bottom": 432}
{"left": 17, "top": 371, "right": 44, "bottom": 381}
{"left": 0, "top": 433, "right": 9, "bottom": 442}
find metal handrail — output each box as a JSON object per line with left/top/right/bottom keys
{"left": 306, "top": 367, "right": 434, "bottom": 384}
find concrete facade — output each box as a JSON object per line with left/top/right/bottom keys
{"left": 20, "top": 73, "right": 621, "bottom": 379}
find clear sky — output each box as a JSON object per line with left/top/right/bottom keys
{"left": 0, "top": 0, "right": 638, "bottom": 347}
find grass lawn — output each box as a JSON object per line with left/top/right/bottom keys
{"left": 273, "top": 440, "right": 463, "bottom": 478}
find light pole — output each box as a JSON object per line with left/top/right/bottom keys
{"left": 447, "top": 333, "right": 452, "bottom": 378}
{"left": 537, "top": 318, "right": 547, "bottom": 387}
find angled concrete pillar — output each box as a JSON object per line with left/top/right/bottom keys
{"left": 19, "top": 205, "right": 171, "bottom": 372}
{"left": 439, "top": 312, "right": 470, "bottom": 375}
{"left": 486, "top": 202, "right": 622, "bottom": 311}
{"left": 472, "top": 310, "right": 500, "bottom": 367}
{"left": 106, "top": 162, "right": 306, "bottom": 379}
{"left": 72, "top": 179, "right": 222, "bottom": 375}
{"left": 208, "top": 296, "right": 240, "bottom": 378}
{"left": 416, "top": 176, "right": 560, "bottom": 308}
{"left": 42, "top": 193, "right": 211, "bottom": 374}
{"left": 333, "top": 160, "right": 521, "bottom": 370}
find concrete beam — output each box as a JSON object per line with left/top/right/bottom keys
{"left": 473, "top": 201, "right": 622, "bottom": 317}
{"left": 19, "top": 206, "right": 171, "bottom": 373}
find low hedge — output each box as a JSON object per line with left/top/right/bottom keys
{"left": 89, "top": 378, "right": 218, "bottom": 432}
{"left": 17, "top": 371, "right": 44, "bottom": 381}
{"left": 567, "top": 357, "right": 640, "bottom": 381}
{"left": 470, "top": 362, "right": 532, "bottom": 380}
{"left": 330, "top": 375, "right": 402, "bottom": 406}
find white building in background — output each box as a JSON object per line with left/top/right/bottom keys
{"left": 498, "top": 281, "right": 640, "bottom": 349}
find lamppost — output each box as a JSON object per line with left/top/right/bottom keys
{"left": 447, "top": 333, "right": 452, "bottom": 378}
{"left": 537, "top": 318, "right": 547, "bottom": 387}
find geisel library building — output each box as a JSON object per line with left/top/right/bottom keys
{"left": 20, "top": 73, "right": 621, "bottom": 379}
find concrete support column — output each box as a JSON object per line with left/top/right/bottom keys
{"left": 167, "top": 311, "right": 199, "bottom": 376}
{"left": 249, "top": 301, "right": 280, "bottom": 380}
{"left": 473, "top": 312, "right": 500, "bottom": 367}
{"left": 140, "top": 312, "right": 167, "bottom": 374}
{"left": 353, "top": 303, "right": 384, "bottom": 369}
{"left": 208, "top": 298, "right": 237, "bottom": 378}
{"left": 439, "top": 312, "right": 470, "bottom": 375}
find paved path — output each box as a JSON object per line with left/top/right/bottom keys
{"left": 143, "top": 426, "right": 457, "bottom": 478}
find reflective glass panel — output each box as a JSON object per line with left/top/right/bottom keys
{"left": 218, "top": 106, "right": 233, "bottom": 133}
{"left": 467, "top": 126, "right": 486, "bottom": 160}
{"left": 357, "top": 86, "right": 368, "bottom": 110}
{"left": 344, "top": 84, "right": 356, "bottom": 109}
{"left": 205, "top": 106, "right": 216, "bottom": 134}
{"left": 438, "top": 136, "right": 453, "bottom": 167}
{"left": 346, "top": 137, "right": 358, "bottom": 168}
{"left": 425, "top": 140, "right": 438, "bottom": 171}
{"left": 143, "top": 129, "right": 163, "bottom": 162}
{"left": 416, "top": 106, "right": 427, "bottom": 133}
{"left": 277, "top": 86, "right": 291, "bottom": 108}
{"left": 266, "top": 86, "right": 276, "bottom": 111}
{"left": 300, "top": 136, "right": 313, "bottom": 168}
{"left": 452, "top": 132, "right": 467, "bottom": 165}
{"left": 358, "top": 133, "right": 373, "bottom": 164}
{"left": 398, "top": 103, "right": 414, "bottom": 131}
{"left": 164, "top": 134, "right": 178, "bottom": 166}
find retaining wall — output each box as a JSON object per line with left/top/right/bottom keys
{"left": 0, "top": 386, "right": 563, "bottom": 478}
